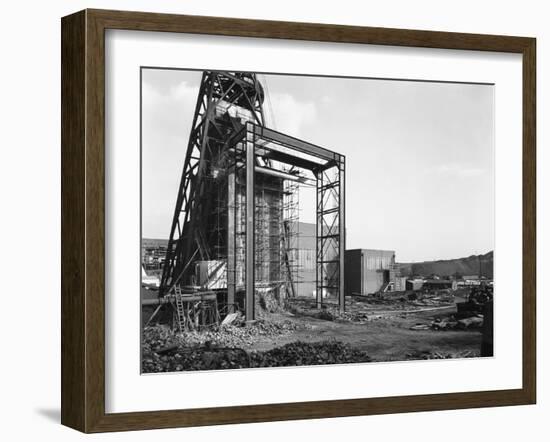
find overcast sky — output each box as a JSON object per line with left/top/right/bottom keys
{"left": 142, "top": 68, "right": 494, "bottom": 263}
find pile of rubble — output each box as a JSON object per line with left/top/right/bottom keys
{"left": 251, "top": 341, "right": 371, "bottom": 368}
{"left": 183, "top": 318, "right": 310, "bottom": 348}
{"left": 143, "top": 317, "right": 310, "bottom": 353}
{"left": 142, "top": 339, "right": 371, "bottom": 373}
{"left": 142, "top": 344, "right": 251, "bottom": 372}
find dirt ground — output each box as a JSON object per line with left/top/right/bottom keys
{"left": 252, "top": 308, "right": 481, "bottom": 361}
{"left": 227, "top": 292, "right": 481, "bottom": 360}
{"left": 142, "top": 291, "right": 483, "bottom": 372}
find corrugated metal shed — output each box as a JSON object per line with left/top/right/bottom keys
{"left": 345, "top": 249, "right": 396, "bottom": 295}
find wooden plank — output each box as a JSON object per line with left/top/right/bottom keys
{"left": 88, "top": 8, "right": 532, "bottom": 53}
{"left": 522, "top": 38, "right": 537, "bottom": 404}
{"left": 61, "top": 10, "right": 86, "bottom": 433}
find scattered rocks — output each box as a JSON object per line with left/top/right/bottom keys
{"left": 250, "top": 341, "right": 371, "bottom": 368}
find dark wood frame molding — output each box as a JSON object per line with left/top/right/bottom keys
{"left": 61, "top": 8, "right": 536, "bottom": 433}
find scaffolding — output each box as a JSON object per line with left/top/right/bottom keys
{"left": 282, "top": 179, "right": 300, "bottom": 299}
{"left": 158, "top": 71, "right": 345, "bottom": 329}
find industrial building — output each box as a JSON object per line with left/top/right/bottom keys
{"left": 154, "top": 72, "right": 346, "bottom": 329}
{"left": 344, "top": 249, "right": 402, "bottom": 295}
{"left": 141, "top": 238, "right": 167, "bottom": 271}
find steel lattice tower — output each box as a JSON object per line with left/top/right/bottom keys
{"left": 159, "top": 72, "right": 265, "bottom": 296}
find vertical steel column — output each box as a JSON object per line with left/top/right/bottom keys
{"left": 245, "top": 124, "right": 255, "bottom": 321}
{"left": 316, "top": 170, "right": 323, "bottom": 308}
{"left": 339, "top": 156, "right": 346, "bottom": 312}
{"left": 227, "top": 168, "right": 236, "bottom": 313}
{"left": 315, "top": 172, "right": 318, "bottom": 308}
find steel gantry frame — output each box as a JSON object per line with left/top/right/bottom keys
{"left": 229, "top": 122, "right": 346, "bottom": 319}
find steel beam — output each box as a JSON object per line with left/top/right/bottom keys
{"left": 253, "top": 125, "right": 340, "bottom": 162}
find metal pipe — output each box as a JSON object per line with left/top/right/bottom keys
{"left": 142, "top": 297, "right": 170, "bottom": 306}
{"left": 142, "top": 292, "right": 217, "bottom": 306}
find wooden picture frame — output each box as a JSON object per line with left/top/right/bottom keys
{"left": 61, "top": 8, "right": 536, "bottom": 433}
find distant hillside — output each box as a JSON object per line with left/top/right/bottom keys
{"left": 398, "top": 251, "right": 493, "bottom": 278}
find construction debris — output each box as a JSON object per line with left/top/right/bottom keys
{"left": 287, "top": 294, "right": 456, "bottom": 325}
{"left": 457, "top": 316, "right": 484, "bottom": 329}
{"left": 221, "top": 312, "right": 242, "bottom": 326}
{"left": 143, "top": 318, "right": 312, "bottom": 355}
{"left": 407, "top": 315, "right": 484, "bottom": 332}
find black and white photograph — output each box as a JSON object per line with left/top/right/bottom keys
{"left": 140, "top": 69, "right": 495, "bottom": 373}
{"left": 1, "top": 0, "right": 542, "bottom": 438}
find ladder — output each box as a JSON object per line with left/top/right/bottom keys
{"left": 173, "top": 289, "right": 220, "bottom": 331}
{"left": 174, "top": 290, "right": 187, "bottom": 332}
